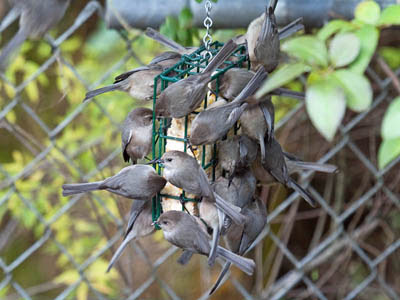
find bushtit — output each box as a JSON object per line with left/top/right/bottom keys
{"left": 155, "top": 39, "right": 238, "bottom": 118}
{"left": 252, "top": 150, "right": 338, "bottom": 184}
{"left": 107, "top": 201, "right": 155, "bottom": 272}
{"left": 83, "top": 51, "right": 181, "bottom": 101}
{"left": 218, "top": 135, "right": 258, "bottom": 178}
{"left": 261, "top": 136, "right": 316, "bottom": 206}
{"left": 189, "top": 67, "right": 267, "bottom": 146}
{"left": 240, "top": 96, "right": 275, "bottom": 162}
{"left": 0, "top": 0, "right": 70, "bottom": 70}
{"left": 213, "top": 171, "right": 256, "bottom": 209}
{"left": 210, "top": 198, "right": 267, "bottom": 294}
{"left": 247, "top": 0, "right": 304, "bottom": 71}
{"left": 62, "top": 165, "right": 166, "bottom": 201}
{"left": 254, "top": 0, "right": 280, "bottom": 72}
{"left": 241, "top": 88, "right": 305, "bottom": 162}
{"left": 153, "top": 151, "right": 244, "bottom": 223}
{"left": 211, "top": 67, "right": 305, "bottom": 102}
{"left": 155, "top": 210, "right": 255, "bottom": 275}
{"left": 151, "top": 150, "right": 246, "bottom": 265}
{"left": 145, "top": 27, "right": 196, "bottom": 55}
{"left": 210, "top": 68, "right": 254, "bottom": 101}
{"left": 121, "top": 107, "right": 153, "bottom": 164}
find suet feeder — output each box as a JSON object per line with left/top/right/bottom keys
{"left": 150, "top": 41, "right": 249, "bottom": 224}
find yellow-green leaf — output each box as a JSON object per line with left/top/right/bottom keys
{"left": 306, "top": 79, "right": 346, "bottom": 141}
{"left": 255, "top": 63, "right": 310, "bottom": 98}
{"left": 381, "top": 97, "right": 400, "bottom": 140}
{"left": 378, "top": 138, "right": 400, "bottom": 169}
{"left": 349, "top": 25, "right": 379, "bottom": 74}
{"left": 329, "top": 33, "right": 360, "bottom": 67}
{"left": 378, "top": 4, "right": 400, "bottom": 26}
{"left": 355, "top": 1, "right": 381, "bottom": 25}
{"left": 317, "top": 20, "right": 356, "bottom": 41}
{"left": 332, "top": 70, "right": 372, "bottom": 112}
{"left": 281, "top": 36, "right": 328, "bottom": 67}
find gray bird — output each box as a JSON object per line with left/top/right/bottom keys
{"left": 252, "top": 150, "right": 338, "bottom": 184}
{"left": 210, "top": 198, "right": 267, "bottom": 294}
{"left": 107, "top": 201, "right": 155, "bottom": 272}
{"left": 62, "top": 165, "right": 166, "bottom": 201}
{"left": 155, "top": 39, "right": 238, "bottom": 118}
{"left": 261, "top": 136, "right": 316, "bottom": 206}
{"left": 210, "top": 68, "right": 254, "bottom": 101}
{"left": 121, "top": 107, "right": 153, "bottom": 164}
{"left": 145, "top": 27, "right": 196, "bottom": 55}
{"left": 240, "top": 95, "right": 275, "bottom": 162}
{"left": 155, "top": 210, "right": 255, "bottom": 276}
{"left": 189, "top": 66, "right": 267, "bottom": 146}
{"left": 218, "top": 135, "right": 258, "bottom": 179}
{"left": 0, "top": 0, "right": 70, "bottom": 70}
{"left": 151, "top": 150, "right": 246, "bottom": 266}
{"left": 83, "top": 51, "right": 181, "bottom": 101}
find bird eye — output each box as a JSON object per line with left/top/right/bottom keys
{"left": 162, "top": 221, "right": 168, "bottom": 225}
{"left": 166, "top": 158, "right": 172, "bottom": 162}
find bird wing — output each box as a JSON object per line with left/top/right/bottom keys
{"left": 114, "top": 66, "right": 151, "bottom": 84}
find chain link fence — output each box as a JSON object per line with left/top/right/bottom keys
{"left": 0, "top": 1, "right": 399, "bottom": 299}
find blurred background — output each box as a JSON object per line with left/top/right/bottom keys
{"left": 0, "top": 0, "right": 399, "bottom": 299}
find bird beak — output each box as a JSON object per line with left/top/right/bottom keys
{"left": 152, "top": 220, "right": 160, "bottom": 227}
{"left": 147, "top": 158, "right": 163, "bottom": 165}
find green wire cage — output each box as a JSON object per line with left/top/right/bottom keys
{"left": 151, "top": 41, "right": 249, "bottom": 224}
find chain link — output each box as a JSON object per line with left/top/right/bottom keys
{"left": 203, "top": 0, "right": 213, "bottom": 59}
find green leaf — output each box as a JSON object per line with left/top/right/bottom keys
{"left": 332, "top": 70, "right": 372, "bottom": 112}
{"left": 378, "top": 138, "right": 400, "bottom": 169}
{"left": 179, "top": 7, "right": 193, "bottom": 28}
{"left": 329, "top": 33, "right": 361, "bottom": 67}
{"left": 378, "top": 5, "right": 400, "bottom": 26}
{"left": 379, "top": 47, "right": 400, "bottom": 70}
{"left": 317, "top": 20, "right": 356, "bottom": 41}
{"left": 306, "top": 79, "right": 346, "bottom": 141}
{"left": 349, "top": 24, "right": 379, "bottom": 73}
{"left": 355, "top": 1, "right": 381, "bottom": 25}
{"left": 281, "top": 36, "right": 328, "bottom": 67}
{"left": 381, "top": 97, "right": 400, "bottom": 140}
{"left": 255, "top": 63, "right": 311, "bottom": 98}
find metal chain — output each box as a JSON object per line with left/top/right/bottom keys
{"left": 203, "top": 0, "right": 213, "bottom": 59}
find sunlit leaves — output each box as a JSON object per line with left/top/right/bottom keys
{"left": 332, "top": 70, "right": 372, "bottom": 112}
{"left": 378, "top": 4, "right": 400, "bottom": 26}
{"left": 349, "top": 25, "right": 379, "bottom": 74}
{"left": 281, "top": 36, "right": 328, "bottom": 67}
{"left": 256, "top": 63, "right": 310, "bottom": 97}
{"left": 381, "top": 97, "right": 400, "bottom": 140}
{"left": 306, "top": 79, "right": 346, "bottom": 141}
{"left": 329, "top": 33, "right": 360, "bottom": 67}
{"left": 355, "top": 1, "right": 381, "bottom": 25}
{"left": 378, "top": 138, "right": 400, "bottom": 169}
{"left": 317, "top": 20, "right": 356, "bottom": 41}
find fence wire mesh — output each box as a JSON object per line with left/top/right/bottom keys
{"left": 0, "top": 1, "right": 399, "bottom": 300}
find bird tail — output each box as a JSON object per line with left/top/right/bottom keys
{"left": 62, "top": 181, "right": 102, "bottom": 196}
{"left": 203, "top": 39, "right": 237, "bottom": 74}
{"left": 279, "top": 17, "right": 304, "bottom": 40}
{"left": 145, "top": 27, "right": 187, "bottom": 53}
{"left": 214, "top": 193, "right": 246, "bottom": 225}
{"left": 232, "top": 66, "right": 268, "bottom": 104}
{"left": 83, "top": 82, "right": 124, "bottom": 101}
{"left": 216, "top": 246, "right": 255, "bottom": 275}
{"left": 209, "top": 262, "right": 231, "bottom": 295}
{"left": 0, "top": 28, "right": 28, "bottom": 71}
{"left": 288, "top": 178, "right": 316, "bottom": 207}
{"left": 177, "top": 250, "right": 193, "bottom": 265}
{"left": 290, "top": 161, "right": 338, "bottom": 173}
{"left": 271, "top": 88, "right": 305, "bottom": 100}
{"left": 106, "top": 236, "right": 133, "bottom": 273}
